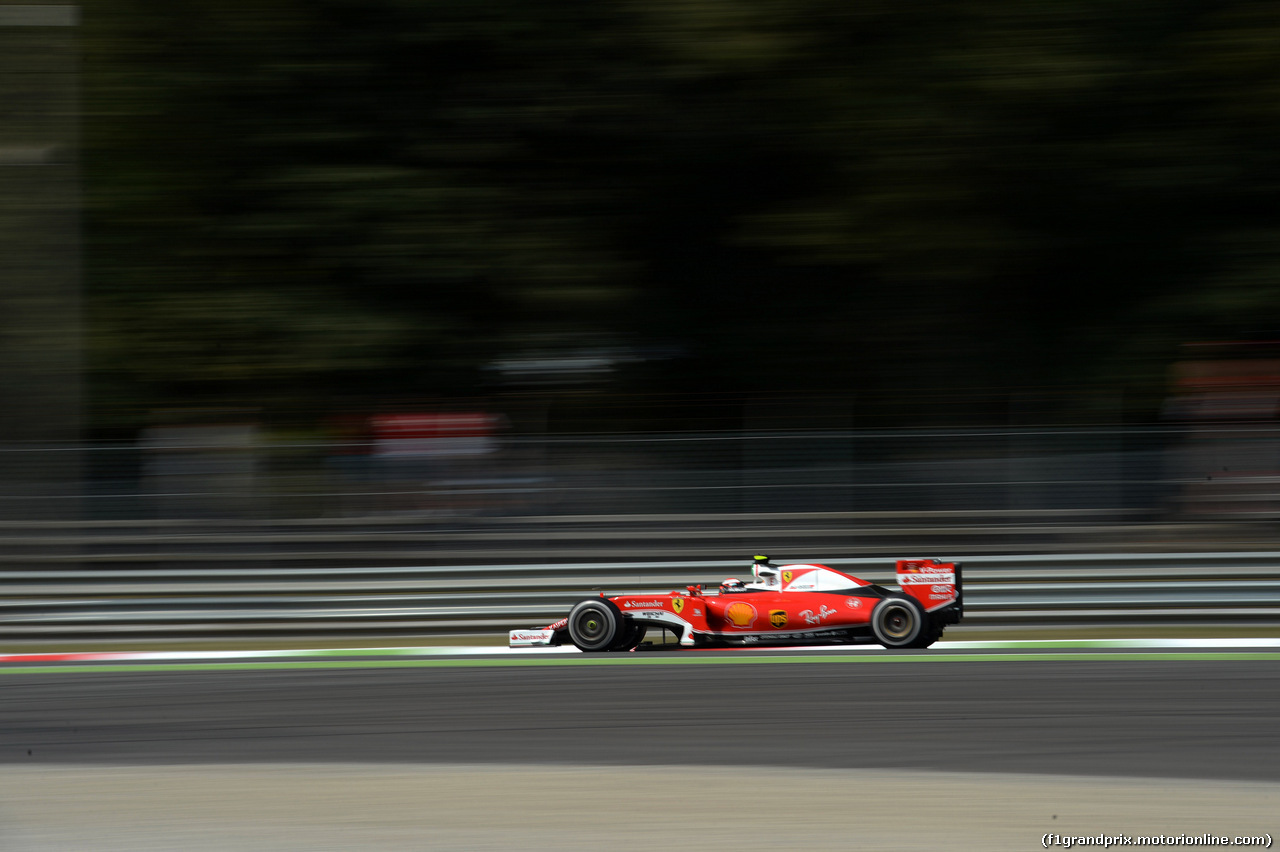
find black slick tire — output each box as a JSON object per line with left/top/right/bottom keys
{"left": 611, "top": 621, "right": 647, "bottom": 652}
{"left": 567, "top": 599, "right": 622, "bottom": 652}
{"left": 871, "top": 595, "right": 926, "bottom": 649}
{"left": 909, "top": 619, "right": 944, "bottom": 649}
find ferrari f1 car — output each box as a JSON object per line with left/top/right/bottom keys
{"left": 509, "top": 555, "right": 962, "bottom": 651}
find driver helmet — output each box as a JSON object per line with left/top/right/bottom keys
{"left": 720, "top": 578, "right": 746, "bottom": 593}
{"left": 752, "top": 554, "right": 779, "bottom": 586}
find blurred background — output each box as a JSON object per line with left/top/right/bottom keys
{"left": 5, "top": 0, "right": 1280, "bottom": 639}
{"left": 9, "top": 11, "right": 1280, "bottom": 847}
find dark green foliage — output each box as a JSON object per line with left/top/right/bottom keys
{"left": 80, "top": 0, "right": 1280, "bottom": 428}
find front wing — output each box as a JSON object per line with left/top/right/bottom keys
{"left": 509, "top": 617, "right": 568, "bottom": 647}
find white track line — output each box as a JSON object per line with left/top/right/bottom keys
{"left": 4, "top": 637, "right": 1280, "bottom": 664}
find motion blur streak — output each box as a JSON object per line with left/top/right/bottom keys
{"left": 6, "top": 1, "right": 1280, "bottom": 847}
{"left": 3, "top": 661, "right": 1277, "bottom": 780}
{"left": 38, "top": 0, "right": 1280, "bottom": 440}
{"left": 1, "top": 765, "right": 1276, "bottom": 852}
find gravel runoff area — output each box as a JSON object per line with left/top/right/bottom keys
{"left": 1, "top": 764, "right": 1276, "bottom": 852}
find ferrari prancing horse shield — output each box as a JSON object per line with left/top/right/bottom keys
{"left": 673, "top": 598, "right": 685, "bottom": 614}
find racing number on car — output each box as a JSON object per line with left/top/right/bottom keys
{"left": 673, "top": 598, "right": 685, "bottom": 615}
{"left": 769, "top": 609, "right": 787, "bottom": 629}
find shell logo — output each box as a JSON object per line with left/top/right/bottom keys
{"left": 725, "top": 601, "right": 757, "bottom": 628}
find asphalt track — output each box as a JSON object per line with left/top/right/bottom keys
{"left": 3, "top": 647, "right": 1278, "bottom": 851}
{"left": 2, "top": 648, "right": 1278, "bottom": 782}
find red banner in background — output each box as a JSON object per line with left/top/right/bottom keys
{"left": 370, "top": 413, "right": 500, "bottom": 457}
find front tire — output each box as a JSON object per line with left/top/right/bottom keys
{"left": 567, "top": 599, "right": 622, "bottom": 652}
{"left": 871, "top": 596, "right": 927, "bottom": 648}
{"left": 611, "top": 621, "right": 647, "bottom": 652}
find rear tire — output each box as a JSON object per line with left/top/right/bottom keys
{"left": 567, "top": 599, "right": 622, "bottom": 652}
{"left": 910, "top": 620, "right": 944, "bottom": 649}
{"left": 871, "top": 596, "right": 926, "bottom": 648}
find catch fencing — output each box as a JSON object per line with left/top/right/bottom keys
{"left": 4, "top": 424, "right": 1280, "bottom": 521}
{"left": 4, "top": 424, "right": 1280, "bottom": 641}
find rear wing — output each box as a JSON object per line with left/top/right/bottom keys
{"left": 896, "top": 558, "right": 963, "bottom": 622}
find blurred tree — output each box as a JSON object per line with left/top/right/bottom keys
{"left": 80, "top": 0, "right": 1280, "bottom": 429}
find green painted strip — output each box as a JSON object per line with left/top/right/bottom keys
{"left": 3, "top": 651, "right": 1280, "bottom": 674}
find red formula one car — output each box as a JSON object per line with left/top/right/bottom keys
{"left": 509, "top": 555, "right": 962, "bottom": 651}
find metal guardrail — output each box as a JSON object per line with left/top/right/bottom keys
{"left": 2, "top": 552, "right": 1279, "bottom": 640}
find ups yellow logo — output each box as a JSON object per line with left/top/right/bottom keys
{"left": 782, "top": 570, "right": 792, "bottom": 584}
{"left": 769, "top": 609, "right": 787, "bottom": 628}
{"left": 673, "top": 598, "right": 685, "bottom": 614}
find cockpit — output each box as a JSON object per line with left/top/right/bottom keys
{"left": 730, "top": 554, "right": 868, "bottom": 594}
